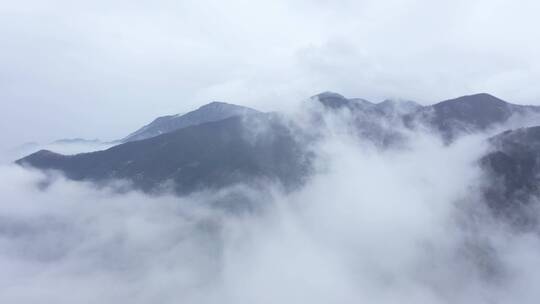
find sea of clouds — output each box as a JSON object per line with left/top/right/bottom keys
{"left": 1, "top": 106, "right": 540, "bottom": 304}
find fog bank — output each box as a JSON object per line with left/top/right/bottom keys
{"left": 2, "top": 122, "right": 540, "bottom": 303}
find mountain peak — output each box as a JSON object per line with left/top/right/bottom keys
{"left": 311, "top": 91, "right": 374, "bottom": 109}
{"left": 311, "top": 91, "right": 349, "bottom": 108}
{"left": 121, "top": 101, "right": 259, "bottom": 142}
{"left": 200, "top": 101, "right": 234, "bottom": 108}
{"left": 15, "top": 149, "right": 63, "bottom": 166}
{"left": 314, "top": 91, "right": 347, "bottom": 99}
{"left": 439, "top": 93, "right": 508, "bottom": 107}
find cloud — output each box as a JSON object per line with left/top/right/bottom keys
{"left": 2, "top": 0, "right": 540, "bottom": 147}
{"left": 2, "top": 116, "right": 540, "bottom": 303}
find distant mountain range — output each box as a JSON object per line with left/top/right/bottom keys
{"left": 314, "top": 91, "right": 421, "bottom": 116}
{"left": 15, "top": 92, "right": 540, "bottom": 221}
{"left": 5, "top": 138, "right": 112, "bottom": 163}
{"left": 314, "top": 92, "right": 540, "bottom": 142}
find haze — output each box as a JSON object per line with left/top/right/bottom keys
{"left": 1, "top": 0, "right": 540, "bottom": 147}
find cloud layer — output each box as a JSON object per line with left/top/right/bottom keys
{"left": 2, "top": 116, "right": 540, "bottom": 303}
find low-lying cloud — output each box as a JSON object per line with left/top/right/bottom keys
{"left": 2, "top": 116, "right": 540, "bottom": 303}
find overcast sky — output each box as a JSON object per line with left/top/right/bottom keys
{"left": 1, "top": 0, "right": 539, "bottom": 147}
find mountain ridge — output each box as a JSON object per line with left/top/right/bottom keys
{"left": 15, "top": 92, "right": 540, "bottom": 206}
{"left": 18, "top": 113, "right": 313, "bottom": 195}
{"left": 121, "top": 101, "right": 260, "bottom": 142}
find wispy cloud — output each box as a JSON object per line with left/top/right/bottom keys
{"left": 2, "top": 117, "right": 540, "bottom": 303}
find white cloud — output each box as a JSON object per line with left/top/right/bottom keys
{"left": 2, "top": 0, "right": 540, "bottom": 147}
{"left": 2, "top": 118, "right": 540, "bottom": 303}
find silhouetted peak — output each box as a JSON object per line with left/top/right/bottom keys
{"left": 313, "top": 91, "right": 347, "bottom": 99}
{"left": 199, "top": 101, "right": 239, "bottom": 109}
{"left": 437, "top": 93, "right": 509, "bottom": 108}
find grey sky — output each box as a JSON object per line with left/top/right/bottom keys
{"left": 1, "top": 0, "right": 539, "bottom": 147}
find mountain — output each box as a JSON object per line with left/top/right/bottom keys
{"left": 17, "top": 113, "right": 313, "bottom": 195}
{"left": 405, "top": 93, "right": 540, "bottom": 141}
{"left": 15, "top": 92, "right": 540, "bottom": 201}
{"left": 311, "top": 91, "right": 421, "bottom": 115}
{"left": 310, "top": 92, "right": 420, "bottom": 147}
{"left": 481, "top": 126, "right": 540, "bottom": 226}
{"left": 18, "top": 92, "right": 538, "bottom": 159}
{"left": 312, "top": 91, "right": 374, "bottom": 111}
{"left": 122, "top": 101, "right": 260, "bottom": 142}
{"left": 376, "top": 99, "right": 422, "bottom": 116}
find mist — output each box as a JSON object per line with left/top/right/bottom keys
{"left": 2, "top": 108, "right": 540, "bottom": 304}
{"left": 2, "top": 0, "right": 540, "bottom": 148}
